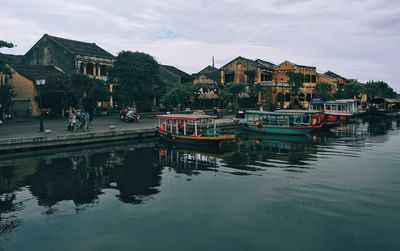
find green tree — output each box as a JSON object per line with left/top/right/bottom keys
{"left": 0, "top": 83, "right": 16, "bottom": 119}
{"left": 41, "top": 73, "right": 109, "bottom": 112}
{"left": 364, "top": 81, "right": 397, "bottom": 99}
{"left": 287, "top": 71, "right": 305, "bottom": 108}
{"left": 315, "top": 82, "right": 334, "bottom": 100}
{"left": 335, "top": 82, "right": 365, "bottom": 99}
{"left": 0, "top": 40, "right": 16, "bottom": 120}
{"left": 109, "top": 51, "right": 163, "bottom": 111}
{"left": 162, "top": 82, "right": 194, "bottom": 109}
{"left": 215, "top": 82, "right": 247, "bottom": 110}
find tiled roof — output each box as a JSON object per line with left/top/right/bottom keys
{"left": 198, "top": 65, "right": 218, "bottom": 74}
{"left": 255, "top": 59, "right": 276, "bottom": 68}
{"left": 220, "top": 56, "right": 256, "bottom": 69}
{"left": 46, "top": 34, "right": 114, "bottom": 59}
{"left": 0, "top": 53, "right": 24, "bottom": 64}
{"left": 160, "top": 64, "right": 193, "bottom": 79}
{"left": 324, "top": 71, "right": 348, "bottom": 81}
{"left": 192, "top": 70, "right": 220, "bottom": 83}
{"left": 12, "top": 64, "right": 65, "bottom": 82}
{"left": 279, "top": 60, "right": 316, "bottom": 69}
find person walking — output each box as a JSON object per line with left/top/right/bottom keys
{"left": 88, "top": 111, "right": 93, "bottom": 129}
{"left": 84, "top": 111, "right": 90, "bottom": 131}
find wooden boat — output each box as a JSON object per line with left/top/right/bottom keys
{"left": 310, "top": 99, "right": 365, "bottom": 125}
{"left": 237, "top": 110, "right": 322, "bottom": 135}
{"left": 368, "top": 98, "right": 400, "bottom": 117}
{"left": 156, "top": 114, "right": 237, "bottom": 146}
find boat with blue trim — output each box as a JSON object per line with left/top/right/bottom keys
{"left": 237, "top": 110, "right": 322, "bottom": 135}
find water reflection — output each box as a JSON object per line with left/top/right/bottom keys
{"left": 1, "top": 118, "right": 399, "bottom": 244}
{"left": 0, "top": 142, "right": 162, "bottom": 213}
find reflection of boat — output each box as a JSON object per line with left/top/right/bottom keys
{"left": 238, "top": 110, "right": 322, "bottom": 135}
{"left": 239, "top": 132, "right": 313, "bottom": 144}
{"left": 156, "top": 114, "right": 237, "bottom": 146}
{"left": 158, "top": 142, "right": 237, "bottom": 159}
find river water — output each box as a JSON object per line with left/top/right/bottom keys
{"left": 1, "top": 118, "right": 400, "bottom": 251}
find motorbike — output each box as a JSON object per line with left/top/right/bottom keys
{"left": 120, "top": 109, "right": 140, "bottom": 122}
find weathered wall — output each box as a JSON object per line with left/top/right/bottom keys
{"left": 10, "top": 70, "right": 40, "bottom": 117}
{"left": 24, "top": 35, "right": 75, "bottom": 74}
{"left": 221, "top": 58, "right": 259, "bottom": 84}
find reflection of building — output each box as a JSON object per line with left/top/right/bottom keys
{"left": 0, "top": 143, "right": 161, "bottom": 211}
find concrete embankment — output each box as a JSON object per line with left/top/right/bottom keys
{"left": 0, "top": 120, "right": 237, "bottom": 153}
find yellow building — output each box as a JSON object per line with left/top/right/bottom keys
{"left": 4, "top": 65, "right": 64, "bottom": 117}
{"left": 273, "top": 60, "right": 317, "bottom": 108}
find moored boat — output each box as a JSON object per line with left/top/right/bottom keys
{"left": 310, "top": 99, "right": 365, "bottom": 125}
{"left": 237, "top": 110, "right": 322, "bottom": 135}
{"left": 368, "top": 98, "right": 400, "bottom": 117}
{"left": 156, "top": 114, "right": 237, "bottom": 146}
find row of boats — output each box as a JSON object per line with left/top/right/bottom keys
{"left": 156, "top": 99, "right": 400, "bottom": 146}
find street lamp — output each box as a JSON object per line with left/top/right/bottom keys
{"left": 36, "top": 79, "right": 46, "bottom": 132}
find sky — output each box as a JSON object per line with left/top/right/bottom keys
{"left": 1, "top": 0, "right": 399, "bottom": 91}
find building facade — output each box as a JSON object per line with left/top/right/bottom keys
{"left": 7, "top": 65, "right": 64, "bottom": 117}
{"left": 272, "top": 60, "right": 317, "bottom": 108}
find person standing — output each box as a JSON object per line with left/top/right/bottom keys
{"left": 88, "top": 111, "right": 93, "bottom": 129}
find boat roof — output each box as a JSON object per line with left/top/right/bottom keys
{"left": 309, "top": 98, "right": 325, "bottom": 104}
{"left": 245, "top": 110, "right": 319, "bottom": 116}
{"left": 325, "top": 99, "right": 358, "bottom": 104}
{"left": 370, "top": 97, "right": 400, "bottom": 103}
{"left": 275, "top": 109, "right": 321, "bottom": 114}
{"left": 157, "top": 114, "right": 215, "bottom": 121}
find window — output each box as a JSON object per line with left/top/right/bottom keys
{"left": 246, "top": 71, "right": 255, "bottom": 84}
{"left": 225, "top": 73, "right": 234, "bottom": 83}
{"left": 311, "top": 75, "right": 316, "bottom": 83}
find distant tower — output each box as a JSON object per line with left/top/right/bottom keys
{"left": 212, "top": 56, "right": 215, "bottom": 67}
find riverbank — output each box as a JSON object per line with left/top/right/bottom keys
{"left": 0, "top": 114, "right": 237, "bottom": 152}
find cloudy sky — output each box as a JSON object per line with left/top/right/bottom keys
{"left": 1, "top": 0, "right": 399, "bottom": 91}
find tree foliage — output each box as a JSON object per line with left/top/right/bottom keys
{"left": 315, "top": 82, "right": 334, "bottom": 100}
{"left": 0, "top": 83, "right": 16, "bottom": 115}
{"left": 109, "top": 51, "right": 163, "bottom": 111}
{"left": 0, "top": 40, "right": 16, "bottom": 119}
{"left": 287, "top": 71, "right": 304, "bottom": 95}
{"left": 41, "top": 73, "right": 109, "bottom": 112}
{"left": 162, "top": 83, "right": 194, "bottom": 108}
{"left": 0, "top": 40, "right": 15, "bottom": 75}
{"left": 335, "top": 82, "right": 365, "bottom": 99}
{"left": 287, "top": 71, "right": 305, "bottom": 107}
{"left": 364, "top": 81, "right": 397, "bottom": 99}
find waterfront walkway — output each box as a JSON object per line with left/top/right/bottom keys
{"left": 0, "top": 113, "right": 236, "bottom": 152}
